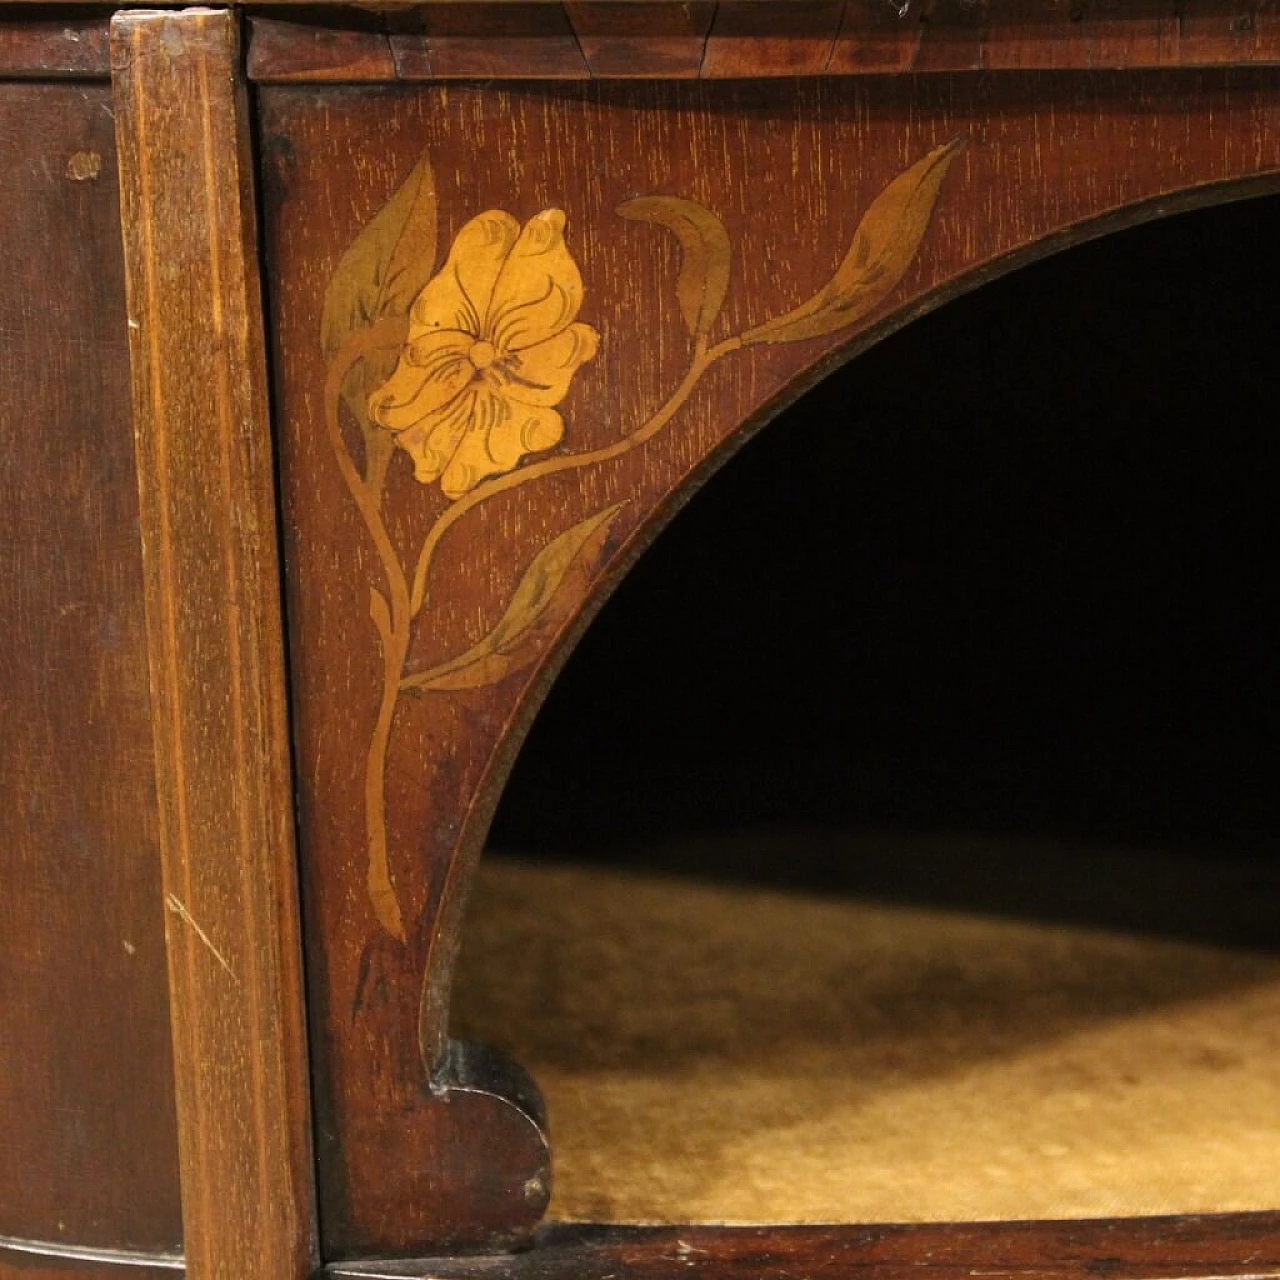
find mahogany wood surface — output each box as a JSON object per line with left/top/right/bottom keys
{"left": 331, "top": 1217, "right": 1280, "bottom": 1280}
{"left": 0, "top": 81, "right": 182, "bottom": 1256}
{"left": 110, "top": 11, "right": 315, "bottom": 1280}
{"left": 0, "top": 16, "right": 110, "bottom": 77}
{"left": 259, "top": 70, "right": 1280, "bottom": 1258}
{"left": 8, "top": 5, "right": 1280, "bottom": 1275}
{"left": 0, "top": 1241, "right": 181, "bottom": 1280}
{"left": 246, "top": 2, "right": 1280, "bottom": 82}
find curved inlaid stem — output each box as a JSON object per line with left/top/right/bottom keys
{"left": 322, "top": 319, "right": 412, "bottom": 627}
{"left": 324, "top": 318, "right": 413, "bottom": 940}
{"left": 408, "top": 334, "right": 741, "bottom": 620}
{"left": 364, "top": 593, "right": 410, "bottom": 942}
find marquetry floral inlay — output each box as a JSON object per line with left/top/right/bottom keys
{"left": 320, "top": 138, "right": 964, "bottom": 985}
{"left": 369, "top": 209, "right": 599, "bottom": 498}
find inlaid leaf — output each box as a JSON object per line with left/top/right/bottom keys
{"left": 742, "top": 138, "right": 965, "bottom": 346}
{"left": 618, "top": 196, "right": 731, "bottom": 338}
{"left": 320, "top": 155, "right": 439, "bottom": 464}
{"left": 402, "top": 503, "right": 626, "bottom": 695}
{"left": 321, "top": 154, "right": 439, "bottom": 359}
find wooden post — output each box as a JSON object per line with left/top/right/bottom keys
{"left": 111, "top": 10, "right": 317, "bottom": 1279}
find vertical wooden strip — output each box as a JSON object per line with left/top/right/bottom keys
{"left": 110, "top": 10, "right": 316, "bottom": 1280}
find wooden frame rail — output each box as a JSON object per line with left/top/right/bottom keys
{"left": 111, "top": 10, "right": 317, "bottom": 1280}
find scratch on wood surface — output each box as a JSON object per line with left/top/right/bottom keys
{"left": 165, "top": 892, "right": 237, "bottom": 982}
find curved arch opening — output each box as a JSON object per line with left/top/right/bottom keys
{"left": 454, "top": 192, "right": 1280, "bottom": 1225}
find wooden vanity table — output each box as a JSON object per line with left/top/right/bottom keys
{"left": 3, "top": 3, "right": 1279, "bottom": 1277}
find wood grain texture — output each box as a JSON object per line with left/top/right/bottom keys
{"left": 565, "top": 2, "right": 715, "bottom": 77}
{"left": 0, "top": 17, "right": 109, "bottom": 77}
{"left": 0, "top": 1239, "right": 181, "bottom": 1280}
{"left": 393, "top": 4, "right": 589, "bottom": 79}
{"left": 0, "top": 82, "right": 182, "bottom": 1255}
{"left": 244, "top": 1, "right": 1280, "bottom": 81}
{"left": 259, "top": 72, "right": 1280, "bottom": 1255}
{"left": 110, "top": 12, "right": 316, "bottom": 1280}
{"left": 248, "top": 16, "right": 396, "bottom": 83}
{"left": 700, "top": 0, "right": 846, "bottom": 77}
{"left": 330, "top": 1216, "right": 1280, "bottom": 1280}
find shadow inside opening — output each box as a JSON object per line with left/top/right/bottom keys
{"left": 453, "top": 194, "right": 1280, "bottom": 1225}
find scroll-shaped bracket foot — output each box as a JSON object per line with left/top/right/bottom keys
{"left": 333, "top": 1038, "right": 551, "bottom": 1259}
{"left": 433, "top": 1038, "right": 552, "bottom": 1233}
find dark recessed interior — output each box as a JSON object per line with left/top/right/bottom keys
{"left": 461, "top": 194, "right": 1280, "bottom": 1224}
{"left": 488, "top": 192, "right": 1280, "bottom": 947}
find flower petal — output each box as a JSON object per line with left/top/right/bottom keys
{"left": 440, "top": 389, "right": 565, "bottom": 499}
{"left": 494, "top": 324, "right": 599, "bottom": 408}
{"left": 409, "top": 211, "right": 520, "bottom": 337}
{"left": 394, "top": 390, "right": 475, "bottom": 485}
{"left": 368, "top": 330, "right": 474, "bottom": 433}
{"left": 486, "top": 210, "right": 584, "bottom": 352}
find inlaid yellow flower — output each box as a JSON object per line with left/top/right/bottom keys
{"left": 369, "top": 208, "right": 599, "bottom": 499}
